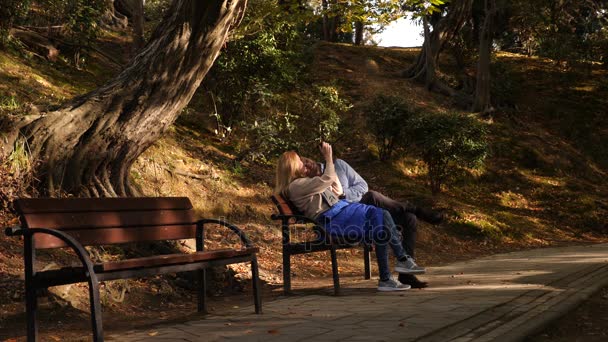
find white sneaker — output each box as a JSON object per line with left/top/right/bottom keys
{"left": 378, "top": 277, "right": 411, "bottom": 292}
{"left": 394, "top": 257, "right": 426, "bottom": 274}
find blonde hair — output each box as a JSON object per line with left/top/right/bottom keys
{"left": 275, "top": 151, "right": 303, "bottom": 197}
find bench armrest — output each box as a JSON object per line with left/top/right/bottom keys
{"left": 270, "top": 214, "right": 328, "bottom": 244}
{"left": 21, "top": 228, "right": 99, "bottom": 280}
{"left": 196, "top": 219, "right": 254, "bottom": 248}
{"left": 5, "top": 226, "right": 24, "bottom": 236}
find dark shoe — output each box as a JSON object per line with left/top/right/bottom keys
{"left": 415, "top": 207, "right": 444, "bottom": 225}
{"left": 398, "top": 274, "right": 428, "bottom": 289}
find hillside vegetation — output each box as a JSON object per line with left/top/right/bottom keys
{"left": 1, "top": 34, "right": 607, "bottom": 339}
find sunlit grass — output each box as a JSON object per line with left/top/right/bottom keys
{"left": 497, "top": 191, "right": 531, "bottom": 210}
{"left": 0, "top": 95, "right": 21, "bottom": 111}
{"left": 519, "top": 169, "right": 566, "bottom": 187}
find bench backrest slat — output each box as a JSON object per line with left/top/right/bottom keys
{"left": 15, "top": 197, "right": 196, "bottom": 249}
{"left": 15, "top": 197, "right": 193, "bottom": 213}
{"left": 270, "top": 194, "right": 302, "bottom": 216}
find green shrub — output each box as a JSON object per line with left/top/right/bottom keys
{"left": 364, "top": 94, "right": 416, "bottom": 161}
{"left": 0, "top": 0, "right": 31, "bottom": 47}
{"left": 205, "top": 0, "right": 311, "bottom": 128}
{"left": 409, "top": 112, "right": 489, "bottom": 194}
{"left": 242, "top": 85, "right": 349, "bottom": 163}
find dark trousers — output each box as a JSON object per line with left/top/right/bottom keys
{"left": 360, "top": 190, "right": 418, "bottom": 258}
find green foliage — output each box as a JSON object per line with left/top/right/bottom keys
{"left": 408, "top": 112, "right": 489, "bottom": 194}
{"left": 311, "top": 0, "right": 405, "bottom": 41}
{"left": 8, "top": 139, "right": 32, "bottom": 179}
{"left": 63, "top": 0, "right": 106, "bottom": 45}
{"left": 0, "top": 0, "right": 32, "bottom": 47}
{"left": 242, "top": 85, "right": 349, "bottom": 163}
{"left": 404, "top": 0, "right": 449, "bottom": 16}
{"left": 0, "top": 95, "right": 21, "bottom": 112}
{"left": 10, "top": 0, "right": 109, "bottom": 67}
{"left": 497, "top": 0, "right": 608, "bottom": 64}
{"left": 206, "top": 0, "right": 310, "bottom": 126}
{"left": 364, "top": 94, "right": 417, "bottom": 161}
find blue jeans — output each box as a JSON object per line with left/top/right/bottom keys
{"left": 375, "top": 210, "right": 408, "bottom": 281}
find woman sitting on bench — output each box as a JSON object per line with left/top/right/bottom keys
{"left": 274, "top": 142, "right": 426, "bottom": 291}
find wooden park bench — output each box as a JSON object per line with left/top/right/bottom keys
{"left": 4, "top": 197, "right": 261, "bottom": 342}
{"left": 270, "top": 194, "right": 372, "bottom": 295}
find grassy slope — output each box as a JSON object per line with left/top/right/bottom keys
{"left": 0, "top": 38, "right": 607, "bottom": 339}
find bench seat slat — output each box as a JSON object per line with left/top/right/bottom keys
{"left": 33, "top": 224, "right": 197, "bottom": 249}
{"left": 15, "top": 197, "right": 192, "bottom": 214}
{"left": 96, "top": 247, "right": 259, "bottom": 272}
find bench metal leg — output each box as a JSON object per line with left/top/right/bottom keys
{"left": 330, "top": 245, "right": 340, "bottom": 295}
{"left": 251, "top": 257, "right": 262, "bottom": 314}
{"left": 282, "top": 248, "right": 291, "bottom": 295}
{"left": 87, "top": 278, "right": 104, "bottom": 342}
{"left": 198, "top": 269, "right": 207, "bottom": 314}
{"left": 25, "top": 285, "right": 37, "bottom": 342}
{"left": 24, "top": 233, "right": 38, "bottom": 342}
{"left": 363, "top": 244, "right": 372, "bottom": 280}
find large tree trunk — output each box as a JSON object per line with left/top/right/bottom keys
{"left": 472, "top": 0, "right": 496, "bottom": 113}
{"left": 7, "top": 0, "right": 247, "bottom": 197}
{"left": 403, "top": 0, "right": 473, "bottom": 94}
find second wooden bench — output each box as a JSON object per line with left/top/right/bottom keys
{"left": 5, "top": 196, "right": 261, "bottom": 342}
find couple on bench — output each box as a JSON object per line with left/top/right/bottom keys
{"left": 274, "top": 142, "right": 443, "bottom": 291}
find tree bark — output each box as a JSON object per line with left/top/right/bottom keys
{"left": 472, "top": 0, "right": 496, "bottom": 113}
{"left": 354, "top": 20, "right": 363, "bottom": 45}
{"left": 403, "top": 0, "right": 474, "bottom": 94}
{"left": 322, "top": 0, "right": 329, "bottom": 41}
{"left": 102, "top": 0, "right": 129, "bottom": 30}
{"left": 113, "top": 0, "right": 147, "bottom": 49}
{"left": 132, "top": 0, "right": 146, "bottom": 49}
{"left": 7, "top": 0, "right": 247, "bottom": 197}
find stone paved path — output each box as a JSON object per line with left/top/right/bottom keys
{"left": 109, "top": 243, "right": 608, "bottom": 342}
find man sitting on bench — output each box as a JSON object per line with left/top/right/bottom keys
{"left": 301, "top": 156, "right": 443, "bottom": 288}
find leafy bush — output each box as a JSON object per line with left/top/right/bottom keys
{"left": 0, "top": 0, "right": 31, "bottom": 47}
{"left": 364, "top": 95, "right": 417, "bottom": 161}
{"left": 205, "top": 0, "right": 311, "bottom": 128}
{"left": 241, "top": 85, "right": 349, "bottom": 163}
{"left": 409, "top": 112, "right": 489, "bottom": 194}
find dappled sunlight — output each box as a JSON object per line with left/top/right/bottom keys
{"left": 571, "top": 85, "right": 595, "bottom": 92}
{"left": 518, "top": 170, "right": 566, "bottom": 187}
{"left": 496, "top": 190, "right": 534, "bottom": 210}
{"left": 0, "top": 51, "right": 99, "bottom": 109}
{"left": 426, "top": 284, "right": 556, "bottom": 292}
{"left": 394, "top": 156, "right": 426, "bottom": 178}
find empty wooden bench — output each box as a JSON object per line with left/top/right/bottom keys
{"left": 4, "top": 197, "right": 261, "bottom": 342}
{"left": 270, "top": 194, "right": 372, "bottom": 295}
